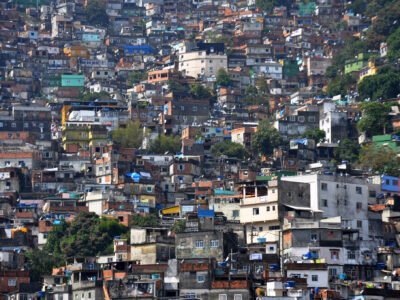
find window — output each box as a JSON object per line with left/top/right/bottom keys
{"left": 232, "top": 210, "right": 239, "bottom": 218}
{"left": 347, "top": 251, "right": 356, "bottom": 260}
{"left": 8, "top": 278, "right": 16, "bottom": 286}
{"left": 11, "top": 122, "right": 16, "bottom": 128}
{"left": 267, "top": 206, "right": 270, "bottom": 211}
{"left": 310, "top": 250, "right": 319, "bottom": 259}
{"left": 269, "top": 225, "right": 280, "bottom": 230}
{"left": 393, "top": 179, "right": 399, "bottom": 186}
{"left": 88, "top": 292, "right": 91, "bottom": 299}
{"left": 356, "top": 186, "right": 362, "bottom": 194}
{"left": 322, "top": 199, "right": 328, "bottom": 207}
{"left": 311, "top": 275, "right": 318, "bottom": 282}
{"left": 369, "top": 190, "right": 376, "bottom": 198}
{"left": 258, "top": 226, "right": 263, "bottom": 231}
{"left": 192, "top": 106, "right": 197, "bottom": 112}
{"left": 219, "top": 295, "right": 227, "bottom": 300}
{"left": 356, "top": 202, "right": 362, "bottom": 209}
{"left": 330, "top": 249, "right": 339, "bottom": 261}
{"left": 208, "top": 239, "right": 219, "bottom": 248}
{"left": 272, "top": 205, "right": 276, "bottom": 211}
{"left": 357, "top": 220, "right": 362, "bottom": 228}
{"left": 321, "top": 183, "right": 328, "bottom": 191}
{"left": 196, "top": 273, "right": 206, "bottom": 283}
{"left": 311, "top": 233, "right": 318, "bottom": 241}
{"left": 195, "top": 240, "right": 204, "bottom": 248}
{"left": 178, "top": 164, "right": 184, "bottom": 171}
{"left": 234, "top": 295, "right": 243, "bottom": 300}
{"left": 253, "top": 208, "right": 259, "bottom": 215}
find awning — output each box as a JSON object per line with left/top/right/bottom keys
{"left": 283, "top": 204, "right": 323, "bottom": 212}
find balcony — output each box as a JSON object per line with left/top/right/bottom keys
{"left": 211, "top": 280, "right": 249, "bottom": 289}
{"left": 319, "top": 240, "right": 343, "bottom": 247}
{"left": 180, "top": 262, "right": 209, "bottom": 272}
{"left": 72, "top": 280, "right": 102, "bottom": 290}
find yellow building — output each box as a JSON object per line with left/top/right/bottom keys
{"left": 358, "top": 59, "right": 377, "bottom": 82}
{"left": 62, "top": 122, "right": 108, "bottom": 152}
{"left": 63, "top": 45, "right": 90, "bottom": 59}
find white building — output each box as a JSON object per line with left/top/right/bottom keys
{"left": 178, "top": 50, "right": 227, "bottom": 79}
{"left": 239, "top": 180, "right": 280, "bottom": 244}
{"left": 280, "top": 174, "right": 370, "bottom": 240}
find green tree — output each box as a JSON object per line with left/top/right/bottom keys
{"left": 25, "top": 249, "right": 63, "bottom": 281}
{"left": 85, "top": 0, "right": 109, "bottom": 27}
{"left": 81, "top": 91, "right": 110, "bottom": 102}
{"left": 357, "top": 102, "right": 392, "bottom": 136}
{"left": 255, "top": 0, "right": 278, "bottom": 12}
{"left": 360, "top": 144, "right": 400, "bottom": 176}
{"left": 211, "top": 140, "right": 248, "bottom": 159}
{"left": 190, "top": 84, "right": 212, "bottom": 99}
{"left": 44, "top": 212, "right": 127, "bottom": 261}
{"left": 168, "top": 80, "right": 190, "bottom": 96}
{"left": 327, "top": 74, "right": 357, "bottom": 97}
{"left": 170, "top": 220, "right": 186, "bottom": 233}
{"left": 387, "top": 27, "right": 400, "bottom": 62}
{"left": 63, "top": 213, "right": 127, "bottom": 258}
{"left": 252, "top": 120, "right": 282, "bottom": 156}
{"left": 131, "top": 213, "right": 160, "bottom": 227}
{"left": 358, "top": 67, "right": 400, "bottom": 101}
{"left": 149, "top": 135, "right": 181, "bottom": 154}
{"left": 128, "top": 71, "right": 148, "bottom": 85}
{"left": 216, "top": 68, "right": 232, "bottom": 87}
{"left": 112, "top": 121, "right": 144, "bottom": 148}
{"left": 45, "top": 219, "right": 69, "bottom": 255}
{"left": 302, "top": 129, "right": 326, "bottom": 143}
{"left": 334, "top": 139, "right": 360, "bottom": 163}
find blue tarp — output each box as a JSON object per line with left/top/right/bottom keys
{"left": 292, "top": 138, "right": 308, "bottom": 145}
{"left": 126, "top": 172, "right": 141, "bottom": 182}
{"left": 198, "top": 206, "right": 214, "bottom": 218}
{"left": 123, "top": 44, "right": 157, "bottom": 55}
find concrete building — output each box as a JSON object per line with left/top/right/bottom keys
{"left": 280, "top": 174, "right": 371, "bottom": 240}
{"left": 179, "top": 50, "right": 227, "bottom": 79}
{"left": 239, "top": 179, "right": 280, "bottom": 244}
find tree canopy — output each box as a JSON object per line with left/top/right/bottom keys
{"left": 357, "top": 102, "right": 392, "bottom": 136}
{"left": 131, "top": 213, "right": 160, "bottom": 227}
{"left": 149, "top": 134, "right": 181, "bottom": 154}
{"left": 358, "top": 67, "right": 400, "bottom": 101}
{"left": 211, "top": 140, "right": 248, "bottom": 159}
{"left": 112, "top": 121, "right": 144, "bottom": 148}
{"left": 301, "top": 129, "right": 326, "bottom": 143}
{"left": 81, "top": 91, "right": 111, "bottom": 102}
{"left": 216, "top": 68, "right": 232, "bottom": 87}
{"left": 252, "top": 120, "right": 282, "bottom": 156}
{"left": 360, "top": 144, "right": 400, "bottom": 176}
{"left": 85, "top": 0, "right": 109, "bottom": 27}
{"left": 334, "top": 139, "right": 361, "bottom": 163}
{"left": 45, "top": 212, "right": 127, "bottom": 259}
{"left": 190, "top": 84, "right": 212, "bottom": 99}
{"left": 128, "top": 71, "right": 148, "bottom": 85}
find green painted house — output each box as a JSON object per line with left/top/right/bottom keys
{"left": 61, "top": 74, "right": 85, "bottom": 87}
{"left": 283, "top": 59, "right": 300, "bottom": 78}
{"left": 372, "top": 134, "right": 400, "bottom": 152}
{"left": 298, "top": 2, "right": 316, "bottom": 16}
{"left": 344, "top": 53, "right": 369, "bottom": 74}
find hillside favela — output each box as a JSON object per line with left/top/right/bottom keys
{"left": 1, "top": 0, "right": 400, "bottom": 299}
